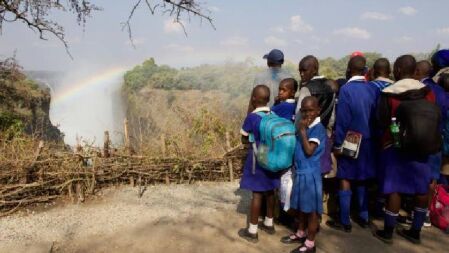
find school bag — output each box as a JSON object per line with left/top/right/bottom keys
{"left": 393, "top": 98, "right": 442, "bottom": 156}
{"left": 430, "top": 184, "right": 449, "bottom": 233}
{"left": 250, "top": 111, "right": 296, "bottom": 173}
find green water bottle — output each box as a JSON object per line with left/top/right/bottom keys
{"left": 390, "top": 117, "right": 401, "bottom": 148}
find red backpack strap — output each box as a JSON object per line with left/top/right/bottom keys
{"left": 425, "top": 90, "right": 436, "bottom": 103}
{"left": 389, "top": 97, "right": 401, "bottom": 117}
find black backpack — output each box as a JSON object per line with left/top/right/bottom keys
{"left": 306, "top": 78, "right": 336, "bottom": 128}
{"left": 395, "top": 98, "right": 442, "bottom": 156}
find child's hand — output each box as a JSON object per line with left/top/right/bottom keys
{"left": 298, "top": 118, "right": 310, "bottom": 131}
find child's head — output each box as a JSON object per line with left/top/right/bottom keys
{"left": 251, "top": 85, "right": 270, "bottom": 108}
{"left": 278, "top": 78, "right": 298, "bottom": 101}
{"left": 373, "top": 58, "right": 391, "bottom": 79}
{"left": 300, "top": 96, "right": 320, "bottom": 123}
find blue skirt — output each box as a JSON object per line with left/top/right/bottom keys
{"left": 378, "top": 147, "right": 432, "bottom": 195}
{"left": 337, "top": 139, "right": 376, "bottom": 180}
{"left": 320, "top": 136, "right": 333, "bottom": 174}
{"left": 240, "top": 149, "right": 280, "bottom": 192}
{"left": 428, "top": 152, "right": 442, "bottom": 180}
{"left": 290, "top": 167, "right": 323, "bottom": 214}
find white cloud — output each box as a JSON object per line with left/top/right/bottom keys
{"left": 289, "top": 15, "right": 313, "bottom": 32}
{"left": 437, "top": 27, "right": 449, "bottom": 35}
{"left": 270, "top": 26, "right": 285, "bottom": 33}
{"left": 361, "top": 12, "right": 392, "bottom": 21}
{"left": 333, "top": 27, "right": 371, "bottom": 39}
{"left": 399, "top": 6, "right": 417, "bottom": 16}
{"left": 220, "top": 36, "right": 248, "bottom": 47}
{"left": 164, "top": 19, "right": 184, "bottom": 33}
{"left": 209, "top": 6, "right": 220, "bottom": 12}
{"left": 264, "top": 36, "right": 287, "bottom": 47}
{"left": 394, "top": 36, "right": 413, "bottom": 43}
{"left": 164, "top": 44, "right": 194, "bottom": 53}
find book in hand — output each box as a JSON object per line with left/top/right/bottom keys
{"left": 341, "top": 131, "right": 363, "bottom": 159}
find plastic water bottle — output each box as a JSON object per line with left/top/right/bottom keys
{"left": 390, "top": 117, "right": 401, "bottom": 148}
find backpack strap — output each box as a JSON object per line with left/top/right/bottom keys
{"left": 249, "top": 111, "right": 269, "bottom": 175}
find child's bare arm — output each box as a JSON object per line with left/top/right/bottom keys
{"left": 298, "top": 119, "right": 318, "bottom": 157}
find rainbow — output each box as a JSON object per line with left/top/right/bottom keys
{"left": 51, "top": 67, "right": 127, "bottom": 105}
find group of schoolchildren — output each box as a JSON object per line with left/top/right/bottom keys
{"left": 238, "top": 48, "right": 449, "bottom": 253}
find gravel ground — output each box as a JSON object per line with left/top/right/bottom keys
{"left": 0, "top": 182, "right": 448, "bottom": 253}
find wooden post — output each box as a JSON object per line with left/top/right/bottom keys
{"left": 124, "top": 118, "right": 131, "bottom": 155}
{"left": 21, "top": 140, "right": 44, "bottom": 184}
{"left": 225, "top": 132, "right": 234, "bottom": 182}
{"left": 103, "top": 131, "right": 110, "bottom": 158}
{"left": 161, "top": 133, "right": 166, "bottom": 156}
{"left": 76, "top": 183, "right": 85, "bottom": 203}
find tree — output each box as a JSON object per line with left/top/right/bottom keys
{"left": 0, "top": 0, "right": 214, "bottom": 57}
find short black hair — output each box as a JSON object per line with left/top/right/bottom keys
{"left": 373, "top": 58, "right": 391, "bottom": 78}
{"left": 348, "top": 56, "right": 366, "bottom": 75}
{"left": 299, "top": 55, "right": 319, "bottom": 70}
{"left": 280, "top": 78, "right": 299, "bottom": 92}
{"left": 252, "top": 84, "right": 270, "bottom": 105}
{"left": 394, "top": 54, "right": 416, "bottom": 77}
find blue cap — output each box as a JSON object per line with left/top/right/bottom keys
{"left": 263, "top": 49, "right": 284, "bottom": 64}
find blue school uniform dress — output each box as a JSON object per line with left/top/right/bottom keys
{"left": 334, "top": 76, "right": 377, "bottom": 180}
{"left": 422, "top": 77, "right": 446, "bottom": 181}
{"left": 240, "top": 107, "right": 280, "bottom": 192}
{"left": 377, "top": 79, "right": 433, "bottom": 194}
{"left": 290, "top": 117, "right": 326, "bottom": 214}
{"left": 271, "top": 99, "right": 296, "bottom": 122}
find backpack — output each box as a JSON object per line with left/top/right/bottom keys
{"left": 250, "top": 112, "right": 296, "bottom": 173}
{"left": 393, "top": 98, "right": 442, "bottom": 156}
{"left": 430, "top": 185, "right": 449, "bottom": 233}
{"left": 389, "top": 89, "right": 442, "bottom": 157}
{"left": 306, "top": 78, "right": 336, "bottom": 128}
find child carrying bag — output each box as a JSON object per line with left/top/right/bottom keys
{"left": 430, "top": 184, "right": 449, "bottom": 233}
{"left": 250, "top": 111, "right": 296, "bottom": 174}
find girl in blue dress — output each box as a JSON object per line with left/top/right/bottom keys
{"left": 283, "top": 96, "right": 326, "bottom": 253}
{"left": 238, "top": 85, "right": 280, "bottom": 243}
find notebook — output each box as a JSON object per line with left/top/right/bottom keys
{"left": 341, "top": 131, "right": 363, "bottom": 159}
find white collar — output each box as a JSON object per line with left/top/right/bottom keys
{"left": 375, "top": 76, "right": 395, "bottom": 84}
{"left": 312, "top": 75, "right": 325, "bottom": 80}
{"left": 285, "top": 99, "right": 295, "bottom": 103}
{"left": 433, "top": 67, "right": 449, "bottom": 83}
{"left": 252, "top": 106, "right": 270, "bottom": 113}
{"left": 420, "top": 77, "right": 431, "bottom": 83}
{"left": 347, "top": 75, "right": 366, "bottom": 83}
{"left": 382, "top": 78, "right": 425, "bottom": 94}
{"left": 309, "top": 117, "right": 321, "bottom": 128}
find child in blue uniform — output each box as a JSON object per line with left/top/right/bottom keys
{"left": 272, "top": 78, "right": 298, "bottom": 121}
{"left": 238, "top": 85, "right": 280, "bottom": 243}
{"left": 272, "top": 78, "right": 298, "bottom": 225}
{"left": 327, "top": 56, "right": 378, "bottom": 232}
{"left": 283, "top": 96, "right": 326, "bottom": 253}
{"left": 374, "top": 55, "right": 435, "bottom": 244}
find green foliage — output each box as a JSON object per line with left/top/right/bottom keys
{"left": 0, "top": 112, "right": 24, "bottom": 138}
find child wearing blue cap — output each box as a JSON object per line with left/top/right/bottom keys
{"left": 238, "top": 85, "right": 280, "bottom": 243}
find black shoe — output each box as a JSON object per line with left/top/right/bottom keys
{"left": 353, "top": 216, "right": 370, "bottom": 229}
{"left": 326, "top": 220, "right": 352, "bottom": 233}
{"left": 259, "top": 222, "right": 276, "bottom": 235}
{"left": 373, "top": 229, "right": 393, "bottom": 244}
{"left": 281, "top": 234, "right": 307, "bottom": 244}
{"left": 238, "top": 228, "right": 258, "bottom": 243}
{"left": 291, "top": 245, "right": 316, "bottom": 253}
{"left": 397, "top": 227, "right": 421, "bottom": 244}
{"left": 397, "top": 214, "right": 407, "bottom": 224}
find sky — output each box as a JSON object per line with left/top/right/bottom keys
{"left": 1, "top": 0, "right": 449, "bottom": 71}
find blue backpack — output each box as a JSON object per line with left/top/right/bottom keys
{"left": 250, "top": 111, "right": 296, "bottom": 173}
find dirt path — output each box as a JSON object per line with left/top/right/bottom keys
{"left": 0, "top": 182, "right": 448, "bottom": 253}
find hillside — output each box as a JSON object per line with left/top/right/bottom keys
{"left": 0, "top": 58, "right": 62, "bottom": 141}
